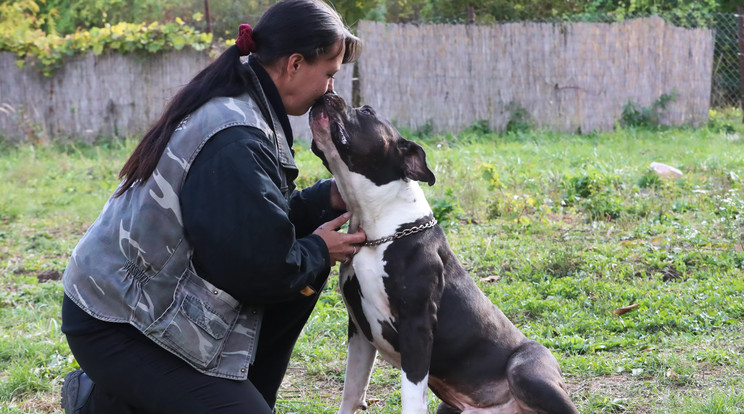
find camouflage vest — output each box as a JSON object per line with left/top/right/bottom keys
{"left": 63, "top": 79, "right": 298, "bottom": 380}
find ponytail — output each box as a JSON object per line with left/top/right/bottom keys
{"left": 115, "top": 45, "right": 251, "bottom": 197}
{"left": 116, "top": 0, "right": 361, "bottom": 197}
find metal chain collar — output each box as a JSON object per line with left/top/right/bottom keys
{"left": 362, "top": 218, "right": 438, "bottom": 247}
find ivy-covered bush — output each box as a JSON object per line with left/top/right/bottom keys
{"left": 0, "top": 0, "right": 212, "bottom": 76}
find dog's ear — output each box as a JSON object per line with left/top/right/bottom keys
{"left": 400, "top": 139, "right": 436, "bottom": 186}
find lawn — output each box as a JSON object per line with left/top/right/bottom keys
{"left": 1, "top": 112, "right": 743, "bottom": 413}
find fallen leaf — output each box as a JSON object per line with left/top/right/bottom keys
{"left": 614, "top": 304, "right": 640, "bottom": 316}
{"left": 479, "top": 275, "right": 501, "bottom": 283}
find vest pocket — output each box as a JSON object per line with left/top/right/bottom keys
{"left": 180, "top": 296, "right": 229, "bottom": 339}
{"left": 155, "top": 270, "right": 241, "bottom": 370}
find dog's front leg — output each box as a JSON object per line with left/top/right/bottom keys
{"left": 398, "top": 319, "right": 433, "bottom": 414}
{"left": 338, "top": 322, "right": 377, "bottom": 414}
{"left": 393, "top": 256, "right": 444, "bottom": 414}
{"left": 401, "top": 371, "right": 429, "bottom": 414}
{"left": 394, "top": 300, "right": 438, "bottom": 414}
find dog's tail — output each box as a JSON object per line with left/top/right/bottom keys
{"left": 505, "top": 340, "right": 579, "bottom": 414}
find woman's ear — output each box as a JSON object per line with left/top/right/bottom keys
{"left": 286, "top": 53, "right": 305, "bottom": 75}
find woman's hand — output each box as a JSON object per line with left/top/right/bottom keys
{"left": 313, "top": 212, "right": 366, "bottom": 266}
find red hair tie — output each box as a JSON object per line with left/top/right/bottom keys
{"left": 235, "top": 24, "right": 257, "bottom": 56}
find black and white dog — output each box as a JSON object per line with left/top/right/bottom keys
{"left": 309, "top": 92, "right": 578, "bottom": 414}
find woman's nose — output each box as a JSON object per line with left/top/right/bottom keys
{"left": 326, "top": 78, "right": 335, "bottom": 93}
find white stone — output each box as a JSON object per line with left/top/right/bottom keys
{"left": 650, "top": 162, "right": 683, "bottom": 179}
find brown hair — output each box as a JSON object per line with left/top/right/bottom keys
{"left": 116, "top": 0, "right": 361, "bottom": 197}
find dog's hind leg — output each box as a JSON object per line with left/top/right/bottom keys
{"left": 506, "top": 341, "right": 578, "bottom": 414}
{"left": 338, "top": 322, "right": 377, "bottom": 414}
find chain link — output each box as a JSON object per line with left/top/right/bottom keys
{"left": 362, "top": 218, "right": 438, "bottom": 247}
{"left": 708, "top": 13, "right": 741, "bottom": 109}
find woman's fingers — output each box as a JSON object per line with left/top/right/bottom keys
{"left": 313, "top": 214, "right": 366, "bottom": 265}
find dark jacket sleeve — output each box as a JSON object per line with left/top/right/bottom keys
{"left": 180, "top": 126, "right": 331, "bottom": 304}
{"left": 288, "top": 179, "right": 346, "bottom": 238}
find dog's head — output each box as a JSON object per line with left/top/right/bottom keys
{"left": 309, "top": 92, "right": 435, "bottom": 188}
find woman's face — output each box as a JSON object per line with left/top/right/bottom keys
{"left": 273, "top": 41, "right": 345, "bottom": 116}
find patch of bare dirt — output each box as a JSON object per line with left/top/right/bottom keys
{"left": 567, "top": 364, "right": 744, "bottom": 413}
{"left": 16, "top": 392, "right": 61, "bottom": 413}
{"left": 280, "top": 359, "right": 400, "bottom": 411}
{"left": 36, "top": 270, "right": 62, "bottom": 283}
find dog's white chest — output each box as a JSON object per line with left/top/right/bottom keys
{"left": 340, "top": 245, "right": 401, "bottom": 365}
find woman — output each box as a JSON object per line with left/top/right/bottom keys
{"left": 60, "top": 1, "right": 365, "bottom": 412}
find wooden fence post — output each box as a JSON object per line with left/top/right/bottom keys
{"left": 738, "top": 7, "right": 744, "bottom": 122}
{"left": 204, "top": 0, "right": 212, "bottom": 34}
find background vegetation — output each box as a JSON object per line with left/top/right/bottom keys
{"left": 21, "top": 0, "right": 744, "bottom": 32}
{"left": 1, "top": 109, "right": 743, "bottom": 412}
{"left": 2, "top": 0, "right": 739, "bottom": 99}
{"left": 2, "top": 0, "right": 739, "bottom": 53}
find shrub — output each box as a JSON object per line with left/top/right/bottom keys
{"left": 620, "top": 91, "right": 677, "bottom": 128}
{"left": 561, "top": 167, "right": 615, "bottom": 204}
{"left": 0, "top": 0, "right": 213, "bottom": 76}
{"left": 430, "top": 187, "right": 463, "bottom": 227}
{"left": 465, "top": 119, "right": 492, "bottom": 135}
{"left": 583, "top": 191, "right": 626, "bottom": 220}
{"left": 505, "top": 101, "right": 532, "bottom": 134}
{"left": 638, "top": 168, "right": 664, "bottom": 189}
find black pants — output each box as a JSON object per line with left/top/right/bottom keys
{"left": 62, "top": 284, "right": 326, "bottom": 414}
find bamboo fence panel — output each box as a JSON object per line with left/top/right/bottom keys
{"left": 358, "top": 17, "right": 714, "bottom": 133}
{"left": 0, "top": 50, "right": 353, "bottom": 142}
{"left": 0, "top": 17, "right": 714, "bottom": 141}
{"left": 1, "top": 50, "right": 209, "bottom": 142}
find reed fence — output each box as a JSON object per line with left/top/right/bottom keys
{"left": 0, "top": 15, "right": 728, "bottom": 142}
{"left": 357, "top": 16, "right": 714, "bottom": 134}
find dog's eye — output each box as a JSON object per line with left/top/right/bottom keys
{"left": 359, "top": 107, "right": 374, "bottom": 116}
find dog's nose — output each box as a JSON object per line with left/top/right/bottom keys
{"left": 316, "top": 90, "right": 345, "bottom": 112}
{"left": 320, "top": 91, "right": 338, "bottom": 102}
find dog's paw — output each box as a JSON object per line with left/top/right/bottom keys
{"left": 338, "top": 398, "right": 369, "bottom": 414}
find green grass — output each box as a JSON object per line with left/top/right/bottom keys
{"left": 1, "top": 111, "right": 744, "bottom": 413}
